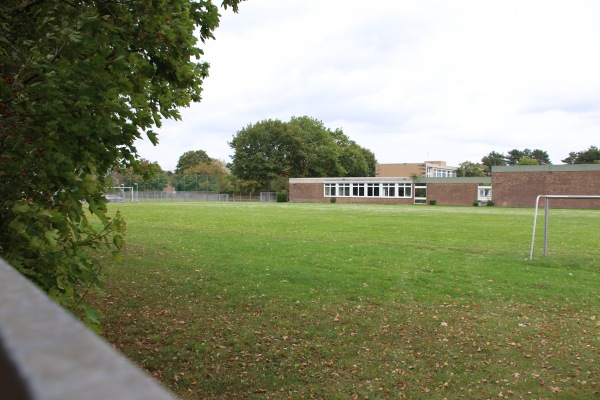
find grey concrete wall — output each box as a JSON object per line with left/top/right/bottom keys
{"left": 0, "top": 259, "right": 178, "bottom": 400}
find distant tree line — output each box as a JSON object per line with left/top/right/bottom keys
{"left": 458, "top": 146, "right": 600, "bottom": 177}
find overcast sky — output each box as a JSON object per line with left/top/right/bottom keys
{"left": 135, "top": 0, "right": 600, "bottom": 172}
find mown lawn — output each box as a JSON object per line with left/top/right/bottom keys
{"left": 91, "top": 202, "right": 599, "bottom": 399}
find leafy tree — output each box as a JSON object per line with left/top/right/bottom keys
{"left": 506, "top": 149, "right": 525, "bottom": 165}
{"left": 457, "top": 161, "right": 487, "bottom": 177}
{"left": 172, "top": 150, "right": 229, "bottom": 191}
{"left": 507, "top": 148, "right": 551, "bottom": 165}
{"left": 562, "top": 146, "right": 600, "bottom": 164}
{"left": 481, "top": 151, "right": 506, "bottom": 175}
{"left": 330, "top": 128, "right": 377, "bottom": 177}
{"left": 181, "top": 159, "right": 234, "bottom": 193}
{"left": 0, "top": 0, "right": 243, "bottom": 328}
{"left": 234, "top": 179, "right": 263, "bottom": 196}
{"left": 175, "top": 150, "right": 213, "bottom": 174}
{"left": 229, "top": 119, "right": 292, "bottom": 189}
{"left": 517, "top": 157, "right": 539, "bottom": 165}
{"left": 112, "top": 159, "right": 169, "bottom": 191}
{"left": 287, "top": 116, "right": 344, "bottom": 177}
{"left": 229, "top": 116, "right": 375, "bottom": 189}
{"left": 530, "top": 149, "right": 551, "bottom": 165}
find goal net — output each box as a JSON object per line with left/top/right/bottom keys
{"left": 529, "top": 194, "right": 600, "bottom": 260}
{"left": 260, "top": 192, "right": 277, "bottom": 202}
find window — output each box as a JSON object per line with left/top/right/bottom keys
{"left": 323, "top": 181, "right": 412, "bottom": 199}
{"left": 367, "top": 183, "right": 380, "bottom": 197}
{"left": 414, "top": 184, "right": 427, "bottom": 204}
{"left": 478, "top": 186, "right": 492, "bottom": 201}
{"left": 382, "top": 183, "right": 396, "bottom": 197}
{"left": 324, "top": 183, "right": 336, "bottom": 197}
{"left": 339, "top": 183, "right": 351, "bottom": 197}
{"left": 352, "top": 183, "right": 365, "bottom": 197}
{"left": 398, "top": 183, "right": 412, "bottom": 198}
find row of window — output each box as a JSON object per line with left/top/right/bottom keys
{"left": 426, "top": 168, "right": 457, "bottom": 177}
{"left": 324, "top": 182, "right": 413, "bottom": 198}
{"left": 323, "top": 183, "right": 493, "bottom": 201}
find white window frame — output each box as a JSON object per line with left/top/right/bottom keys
{"left": 381, "top": 183, "right": 396, "bottom": 197}
{"left": 324, "top": 181, "right": 413, "bottom": 199}
{"left": 338, "top": 183, "right": 351, "bottom": 197}
{"left": 414, "top": 184, "right": 427, "bottom": 204}
{"left": 398, "top": 183, "right": 412, "bottom": 198}
{"left": 352, "top": 183, "right": 365, "bottom": 197}
{"left": 367, "top": 183, "right": 380, "bottom": 197}
{"left": 478, "top": 186, "right": 492, "bottom": 201}
{"left": 324, "top": 183, "right": 336, "bottom": 197}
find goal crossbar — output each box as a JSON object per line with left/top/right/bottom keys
{"left": 530, "top": 195, "right": 600, "bottom": 260}
{"left": 110, "top": 186, "right": 135, "bottom": 202}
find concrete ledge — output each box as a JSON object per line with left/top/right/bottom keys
{"left": 493, "top": 164, "right": 600, "bottom": 173}
{"left": 416, "top": 177, "right": 492, "bottom": 184}
{"left": 0, "top": 258, "right": 178, "bottom": 400}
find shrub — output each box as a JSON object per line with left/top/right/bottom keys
{"left": 330, "top": 197, "right": 337, "bottom": 203}
{"left": 277, "top": 191, "right": 288, "bottom": 202}
{"left": 429, "top": 200, "right": 437, "bottom": 205}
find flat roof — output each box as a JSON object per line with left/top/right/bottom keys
{"left": 289, "top": 177, "right": 491, "bottom": 184}
{"left": 289, "top": 177, "right": 413, "bottom": 184}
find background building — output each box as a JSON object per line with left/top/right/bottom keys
{"left": 377, "top": 161, "right": 458, "bottom": 178}
{"left": 492, "top": 164, "right": 600, "bottom": 208}
{"left": 289, "top": 164, "right": 600, "bottom": 208}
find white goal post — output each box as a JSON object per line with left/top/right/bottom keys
{"left": 529, "top": 195, "right": 600, "bottom": 260}
{"left": 110, "top": 186, "right": 135, "bottom": 202}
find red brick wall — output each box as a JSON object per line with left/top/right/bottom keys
{"left": 427, "top": 183, "right": 479, "bottom": 206}
{"left": 289, "top": 181, "right": 478, "bottom": 206}
{"left": 493, "top": 171, "right": 600, "bottom": 208}
{"left": 289, "top": 182, "right": 324, "bottom": 202}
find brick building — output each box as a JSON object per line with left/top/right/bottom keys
{"left": 289, "top": 177, "right": 491, "bottom": 206}
{"left": 492, "top": 164, "right": 600, "bottom": 208}
{"left": 289, "top": 164, "right": 600, "bottom": 208}
{"left": 377, "top": 161, "right": 458, "bottom": 178}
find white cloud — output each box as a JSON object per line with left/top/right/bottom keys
{"left": 136, "top": 0, "right": 600, "bottom": 170}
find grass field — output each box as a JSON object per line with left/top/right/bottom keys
{"left": 91, "top": 203, "right": 600, "bottom": 399}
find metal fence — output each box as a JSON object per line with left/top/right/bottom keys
{"left": 137, "top": 191, "right": 227, "bottom": 203}
{"left": 105, "top": 189, "right": 283, "bottom": 203}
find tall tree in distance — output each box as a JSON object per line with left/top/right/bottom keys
{"left": 481, "top": 151, "right": 506, "bottom": 175}
{"left": 0, "top": 0, "right": 244, "bottom": 328}
{"left": 516, "top": 157, "right": 539, "bottom": 165}
{"left": 112, "top": 159, "right": 169, "bottom": 191}
{"left": 229, "top": 116, "right": 376, "bottom": 190}
{"left": 287, "top": 116, "right": 344, "bottom": 178}
{"left": 506, "top": 149, "right": 525, "bottom": 165}
{"left": 457, "top": 161, "right": 487, "bottom": 177}
{"left": 330, "top": 128, "right": 377, "bottom": 177}
{"left": 175, "top": 150, "right": 213, "bottom": 174}
{"left": 562, "top": 146, "right": 600, "bottom": 164}
{"left": 530, "top": 149, "right": 551, "bottom": 165}
{"left": 507, "top": 149, "right": 551, "bottom": 165}
{"left": 229, "top": 119, "right": 293, "bottom": 190}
